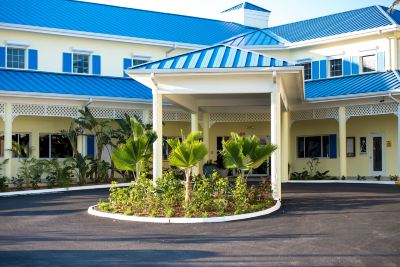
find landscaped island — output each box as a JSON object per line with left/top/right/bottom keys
{"left": 97, "top": 117, "right": 277, "bottom": 219}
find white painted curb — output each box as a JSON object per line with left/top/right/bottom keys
{"left": 0, "top": 183, "right": 132, "bottom": 197}
{"left": 286, "top": 180, "right": 396, "bottom": 185}
{"left": 88, "top": 200, "right": 281, "bottom": 224}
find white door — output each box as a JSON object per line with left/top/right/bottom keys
{"left": 369, "top": 133, "right": 386, "bottom": 176}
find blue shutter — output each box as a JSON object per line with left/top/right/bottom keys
{"left": 0, "top": 47, "right": 5, "bottom": 68}
{"left": 92, "top": 55, "right": 101, "bottom": 75}
{"left": 329, "top": 134, "right": 337, "bottom": 159}
{"left": 312, "top": 61, "right": 319, "bottom": 80}
{"left": 87, "top": 135, "right": 95, "bottom": 159}
{"left": 377, "top": 52, "right": 385, "bottom": 72}
{"left": 28, "top": 49, "right": 38, "bottom": 70}
{"left": 62, "top": 52, "right": 72, "bottom": 73}
{"left": 351, "top": 56, "right": 359, "bottom": 75}
{"left": 319, "top": 60, "right": 327, "bottom": 79}
{"left": 343, "top": 57, "right": 351, "bottom": 76}
{"left": 123, "top": 58, "right": 132, "bottom": 77}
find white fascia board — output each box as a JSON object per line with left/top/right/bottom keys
{"left": 127, "top": 66, "right": 303, "bottom": 76}
{"left": 0, "top": 23, "right": 206, "bottom": 50}
{"left": 0, "top": 90, "right": 153, "bottom": 105}
{"left": 5, "top": 40, "right": 30, "bottom": 47}
{"left": 304, "top": 90, "right": 400, "bottom": 103}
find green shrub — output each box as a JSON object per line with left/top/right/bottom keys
{"left": 0, "top": 176, "right": 8, "bottom": 192}
{"left": 390, "top": 175, "right": 399, "bottom": 181}
{"left": 155, "top": 171, "right": 183, "bottom": 209}
{"left": 233, "top": 176, "right": 249, "bottom": 214}
{"left": 45, "top": 175, "right": 56, "bottom": 188}
{"left": 12, "top": 176, "right": 24, "bottom": 191}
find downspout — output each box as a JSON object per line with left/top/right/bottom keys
{"left": 165, "top": 44, "right": 177, "bottom": 57}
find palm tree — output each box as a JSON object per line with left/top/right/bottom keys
{"left": 167, "top": 131, "right": 208, "bottom": 204}
{"left": 389, "top": 1, "right": 399, "bottom": 12}
{"left": 112, "top": 117, "right": 157, "bottom": 181}
{"left": 220, "top": 133, "right": 277, "bottom": 180}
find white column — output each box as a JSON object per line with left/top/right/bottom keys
{"left": 191, "top": 112, "right": 199, "bottom": 175}
{"left": 397, "top": 104, "right": 400, "bottom": 175}
{"left": 270, "top": 89, "right": 281, "bottom": 200}
{"left": 4, "top": 103, "right": 13, "bottom": 178}
{"left": 281, "top": 111, "right": 289, "bottom": 184}
{"left": 77, "top": 135, "right": 86, "bottom": 156}
{"left": 142, "top": 109, "right": 150, "bottom": 125}
{"left": 152, "top": 91, "right": 163, "bottom": 181}
{"left": 339, "top": 106, "right": 347, "bottom": 178}
{"left": 202, "top": 113, "right": 210, "bottom": 162}
{"left": 390, "top": 36, "right": 398, "bottom": 70}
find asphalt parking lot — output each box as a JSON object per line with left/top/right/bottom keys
{"left": 0, "top": 183, "right": 399, "bottom": 267}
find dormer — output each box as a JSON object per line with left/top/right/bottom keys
{"left": 221, "top": 2, "right": 271, "bottom": 28}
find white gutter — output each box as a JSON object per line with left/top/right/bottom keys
{"left": 305, "top": 90, "right": 400, "bottom": 103}
{"left": 0, "top": 23, "right": 206, "bottom": 50}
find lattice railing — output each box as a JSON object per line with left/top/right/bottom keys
{"left": 345, "top": 102, "right": 398, "bottom": 119}
{"left": 12, "top": 104, "right": 80, "bottom": 118}
{"left": 291, "top": 107, "right": 339, "bottom": 121}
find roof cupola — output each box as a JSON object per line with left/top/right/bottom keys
{"left": 221, "top": 2, "right": 271, "bottom": 28}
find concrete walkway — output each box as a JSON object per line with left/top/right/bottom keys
{"left": 0, "top": 184, "right": 399, "bottom": 266}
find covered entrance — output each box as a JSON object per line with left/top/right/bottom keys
{"left": 127, "top": 44, "right": 303, "bottom": 200}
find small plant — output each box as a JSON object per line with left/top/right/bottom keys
{"left": 11, "top": 176, "right": 24, "bottom": 191}
{"left": 290, "top": 170, "right": 310, "bottom": 180}
{"left": 341, "top": 176, "right": 346, "bottom": 180}
{"left": 374, "top": 175, "right": 381, "bottom": 181}
{"left": 356, "top": 175, "right": 366, "bottom": 181}
{"left": 233, "top": 176, "right": 249, "bottom": 214}
{"left": 389, "top": 175, "right": 399, "bottom": 181}
{"left": 165, "top": 208, "right": 175, "bottom": 218}
{"left": 46, "top": 159, "right": 74, "bottom": 188}
{"left": 0, "top": 176, "right": 8, "bottom": 192}
{"left": 305, "top": 157, "right": 320, "bottom": 177}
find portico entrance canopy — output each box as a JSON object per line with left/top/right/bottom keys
{"left": 127, "top": 44, "right": 304, "bottom": 200}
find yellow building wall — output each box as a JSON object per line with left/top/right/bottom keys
{"left": 0, "top": 29, "right": 190, "bottom": 77}
{"left": 290, "top": 115, "right": 398, "bottom": 177}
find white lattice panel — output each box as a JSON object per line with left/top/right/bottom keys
{"left": 114, "top": 109, "right": 144, "bottom": 120}
{"left": 89, "top": 107, "right": 116, "bottom": 119}
{"left": 163, "top": 111, "right": 190, "bottom": 121}
{"left": 47, "top": 105, "right": 79, "bottom": 117}
{"left": 210, "top": 112, "right": 270, "bottom": 123}
{"left": 292, "top": 108, "right": 338, "bottom": 121}
{"left": 346, "top": 103, "right": 398, "bottom": 119}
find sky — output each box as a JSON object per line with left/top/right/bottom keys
{"left": 81, "top": 0, "right": 396, "bottom": 26}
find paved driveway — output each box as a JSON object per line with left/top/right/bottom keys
{"left": 0, "top": 184, "right": 399, "bottom": 267}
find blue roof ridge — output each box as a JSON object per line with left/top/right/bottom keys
{"left": 219, "top": 28, "right": 291, "bottom": 46}
{"left": 270, "top": 5, "right": 392, "bottom": 30}
{"left": 130, "top": 44, "right": 292, "bottom": 70}
{"left": 375, "top": 5, "right": 397, "bottom": 25}
{"left": 222, "top": 2, "right": 270, "bottom": 13}
{"left": 71, "top": 0, "right": 249, "bottom": 26}
{"left": 0, "top": 67, "right": 132, "bottom": 80}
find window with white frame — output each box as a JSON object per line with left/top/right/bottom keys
{"left": 361, "top": 54, "right": 376, "bottom": 73}
{"left": 72, "top": 53, "right": 90, "bottom": 74}
{"left": 299, "top": 62, "right": 312, "bottom": 80}
{"left": 6, "top": 47, "right": 26, "bottom": 69}
{"left": 329, "top": 58, "right": 342, "bottom": 77}
{"left": 39, "top": 134, "right": 73, "bottom": 158}
{"left": 297, "top": 136, "right": 330, "bottom": 158}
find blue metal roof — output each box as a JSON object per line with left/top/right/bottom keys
{"left": 269, "top": 6, "right": 393, "bottom": 43}
{"left": 222, "top": 29, "right": 288, "bottom": 47}
{"left": 131, "top": 45, "right": 290, "bottom": 70}
{"left": 0, "top": 0, "right": 252, "bottom": 46}
{"left": 222, "top": 2, "right": 270, "bottom": 13}
{"left": 305, "top": 71, "right": 400, "bottom": 99}
{"left": 0, "top": 69, "right": 152, "bottom": 100}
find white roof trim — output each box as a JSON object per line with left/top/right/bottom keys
{"left": 376, "top": 5, "right": 397, "bottom": 25}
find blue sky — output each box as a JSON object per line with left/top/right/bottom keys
{"left": 83, "top": 0, "right": 395, "bottom": 26}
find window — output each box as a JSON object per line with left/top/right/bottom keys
{"left": 39, "top": 134, "right": 73, "bottom": 158}
{"left": 6, "top": 47, "right": 25, "bottom": 69}
{"left": 132, "top": 58, "right": 149, "bottom": 67}
{"left": 361, "top": 54, "right": 376, "bottom": 73}
{"left": 297, "top": 136, "right": 330, "bottom": 158}
{"left": 73, "top": 53, "right": 89, "bottom": 74}
{"left": 300, "top": 62, "right": 312, "bottom": 80}
{"left": 346, "top": 137, "right": 356, "bottom": 157}
{"left": 329, "top": 58, "right": 342, "bottom": 77}
{"left": 0, "top": 133, "right": 30, "bottom": 157}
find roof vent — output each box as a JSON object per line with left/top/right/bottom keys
{"left": 221, "top": 2, "right": 271, "bottom": 28}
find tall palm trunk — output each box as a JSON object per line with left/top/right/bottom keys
{"left": 184, "top": 169, "right": 192, "bottom": 204}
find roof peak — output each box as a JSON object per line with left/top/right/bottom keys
{"left": 222, "top": 2, "right": 270, "bottom": 13}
